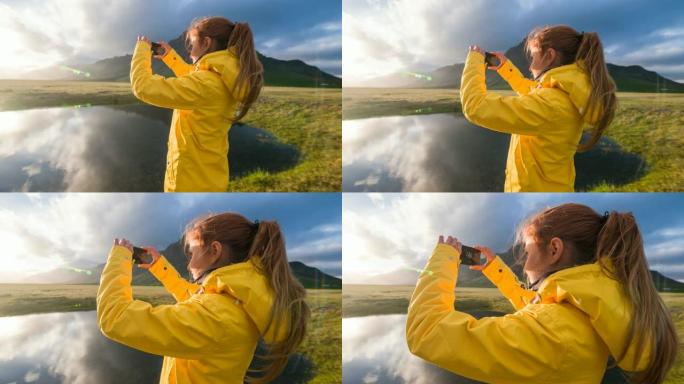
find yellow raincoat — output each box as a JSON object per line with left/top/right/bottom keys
{"left": 131, "top": 41, "right": 247, "bottom": 192}
{"left": 97, "top": 245, "right": 282, "bottom": 384}
{"left": 460, "top": 51, "right": 597, "bottom": 192}
{"left": 406, "top": 244, "right": 651, "bottom": 384}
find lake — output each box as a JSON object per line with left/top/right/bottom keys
{"left": 342, "top": 113, "right": 645, "bottom": 192}
{"left": 0, "top": 311, "right": 314, "bottom": 384}
{"left": 342, "top": 313, "right": 629, "bottom": 384}
{"left": 0, "top": 105, "right": 299, "bottom": 192}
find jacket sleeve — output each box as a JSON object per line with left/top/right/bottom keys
{"left": 161, "top": 47, "right": 194, "bottom": 77}
{"left": 460, "top": 50, "right": 560, "bottom": 136}
{"left": 147, "top": 255, "right": 200, "bottom": 303}
{"left": 496, "top": 59, "right": 537, "bottom": 96}
{"left": 406, "top": 243, "right": 567, "bottom": 382}
{"left": 481, "top": 256, "right": 536, "bottom": 311}
{"left": 97, "top": 246, "right": 228, "bottom": 359}
{"left": 130, "top": 41, "right": 221, "bottom": 110}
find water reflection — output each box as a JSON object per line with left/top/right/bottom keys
{"left": 0, "top": 105, "right": 299, "bottom": 192}
{"left": 343, "top": 114, "right": 645, "bottom": 192}
{"left": 0, "top": 311, "right": 315, "bottom": 384}
{"left": 343, "top": 313, "right": 628, "bottom": 384}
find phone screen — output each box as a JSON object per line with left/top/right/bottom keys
{"left": 484, "top": 52, "right": 498, "bottom": 67}
{"left": 132, "top": 246, "right": 151, "bottom": 264}
{"left": 460, "top": 245, "right": 482, "bottom": 266}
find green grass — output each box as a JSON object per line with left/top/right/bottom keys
{"left": 343, "top": 88, "right": 684, "bottom": 191}
{"left": 299, "top": 289, "right": 342, "bottom": 384}
{"left": 588, "top": 93, "right": 684, "bottom": 192}
{"left": 233, "top": 87, "right": 341, "bottom": 191}
{"left": 660, "top": 293, "right": 684, "bottom": 384}
{"left": 0, "top": 284, "right": 341, "bottom": 383}
{"left": 0, "top": 80, "right": 341, "bottom": 192}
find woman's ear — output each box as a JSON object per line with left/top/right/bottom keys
{"left": 203, "top": 36, "right": 212, "bottom": 52}
{"left": 548, "top": 237, "right": 564, "bottom": 265}
{"left": 545, "top": 48, "right": 558, "bottom": 67}
{"left": 210, "top": 241, "right": 223, "bottom": 263}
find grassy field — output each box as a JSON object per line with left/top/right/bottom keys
{"left": 343, "top": 87, "right": 460, "bottom": 120}
{"left": 343, "top": 88, "right": 684, "bottom": 191}
{"left": 342, "top": 284, "right": 514, "bottom": 318}
{"left": 0, "top": 80, "right": 341, "bottom": 192}
{"left": 0, "top": 284, "right": 341, "bottom": 383}
{"left": 344, "top": 284, "right": 684, "bottom": 383}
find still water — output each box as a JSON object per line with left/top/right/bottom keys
{"left": 343, "top": 113, "right": 645, "bottom": 192}
{"left": 343, "top": 313, "right": 629, "bottom": 384}
{"left": 0, "top": 311, "right": 313, "bottom": 384}
{"left": 0, "top": 105, "right": 299, "bottom": 192}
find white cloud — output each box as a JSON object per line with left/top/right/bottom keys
{"left": 343, "top": 193, "right": 516, "bottom": 283}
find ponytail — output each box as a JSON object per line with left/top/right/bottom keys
{"left": 246, "top": 220, "right": 310, "bottom": 383}
{"left": 227, "top": 22, "right": 264, "bottom": 122}
{"left": 597, "top": 211, "right": 678, "bottom": 384}
{"left": 186, "top": 17, "right": 264, "bottom": 122}
{"left": 574, "top": 32, "right": 617, "bottom": 152}
{"left": 526, "top": 26, "right": 617, "bottom": 152}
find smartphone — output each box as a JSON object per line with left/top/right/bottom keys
{"left": 132, "top": 246, "right": 152, "bottom": 265}
{"left": 460, "top": 245, "right": 482, "bottom": 266}
{"left": 151, "top": 42, "right": 164, "bottom": 56}
{"left": 484, "top": 51, "right": 499, "bottom": 67}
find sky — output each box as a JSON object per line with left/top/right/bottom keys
{"left": 0, "top": 193, "right": 341, "bottom": 282}
{"left": 0, "top": 0, "right": 341, "bottom": 78}
{"left": 343, "top": 193, "right": 684, "bottom": 284}
{"left": 343, "top": 0, "right": 684, "bottom": 86}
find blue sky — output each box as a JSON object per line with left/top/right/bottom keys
{"left": 0, "top": 0, "right": 341, "bottom": 77}
{"left": 344, "top": 0, "right": 684, "bottom": 85}
{"left": 0, "top": 193, "right": 341, "bottom": 282}
{"left": 344, "top": 193, "right": 684, "bottom": 283}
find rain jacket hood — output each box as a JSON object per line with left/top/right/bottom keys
{"left": 201, "top": 258, "right": 285, "bottom": 344}
{"left": 536, "top": 259, "right": 651, "bottom": 372}
{"left": 195, "top": 47, "right": 249, "bottom": 102}
{"left": 538, "top": 61, "right": 599, "bottom": 126}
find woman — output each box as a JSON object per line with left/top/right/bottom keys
{"left": 97, "top": 212, "right": 309, "bottom": 384}
{"left": 131, "top": 16, "right": 263, "bottom": 192}
{"left": 406, "top": 203, "right": 677, "bottom": 383}
{"left": 460, "top": 25, "right": 617, "bottom": 192}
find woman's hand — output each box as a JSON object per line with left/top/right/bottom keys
{"left": 137, "top": 246, "right": 161, "bottom": 269}
{"left": 152, "top": 41, "right": 172, "bottom": 60}
{"left": 113, "top": 238, "right": 133, "bottom": 252}
{"left": 469, "top": 245, "right": 496, "bottom": 271}
{"left": 488, "top": 51, "right": 507, "bottom": 70}
{"left": 468, "top": 46, "right": 507, "bottom": 70}
{"left": 438, "top": 235, "right": 462, "bottom": 253}
{"left": 468, "top": 45, "right": 486, "bottom": 55}
{"left": 137, "top": 35, "right": 151, "bottom": 45}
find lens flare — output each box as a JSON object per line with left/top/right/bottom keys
{"left": 59, "top": 65, "right": 91, "bottom": 78}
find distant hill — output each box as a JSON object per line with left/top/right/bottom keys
{"left": 365, "top": 39, "right": 684, "bottom": 93}
{"left": 366, "top": 246, "right": 684, "bottom": 293}
{"left": 26, "top": 32, "right": 341, "bottom": 88}
{"left": 25, "top": 239, "right": 341, "bottom": 289}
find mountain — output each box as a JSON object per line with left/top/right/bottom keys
{"left": 363, "top": 246, "right": 684, "bottom": 293}
{"left": 364, "top": 39, "right": 684, "bottom": 93}
{"left": 651, "top": 270, "right": 684, "bottom": 292}
{"left": 24, "top": 239, "right": 340, "bottom": 289}
{"left": 26, "top": 32, "right": 341, "bottom": 88}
